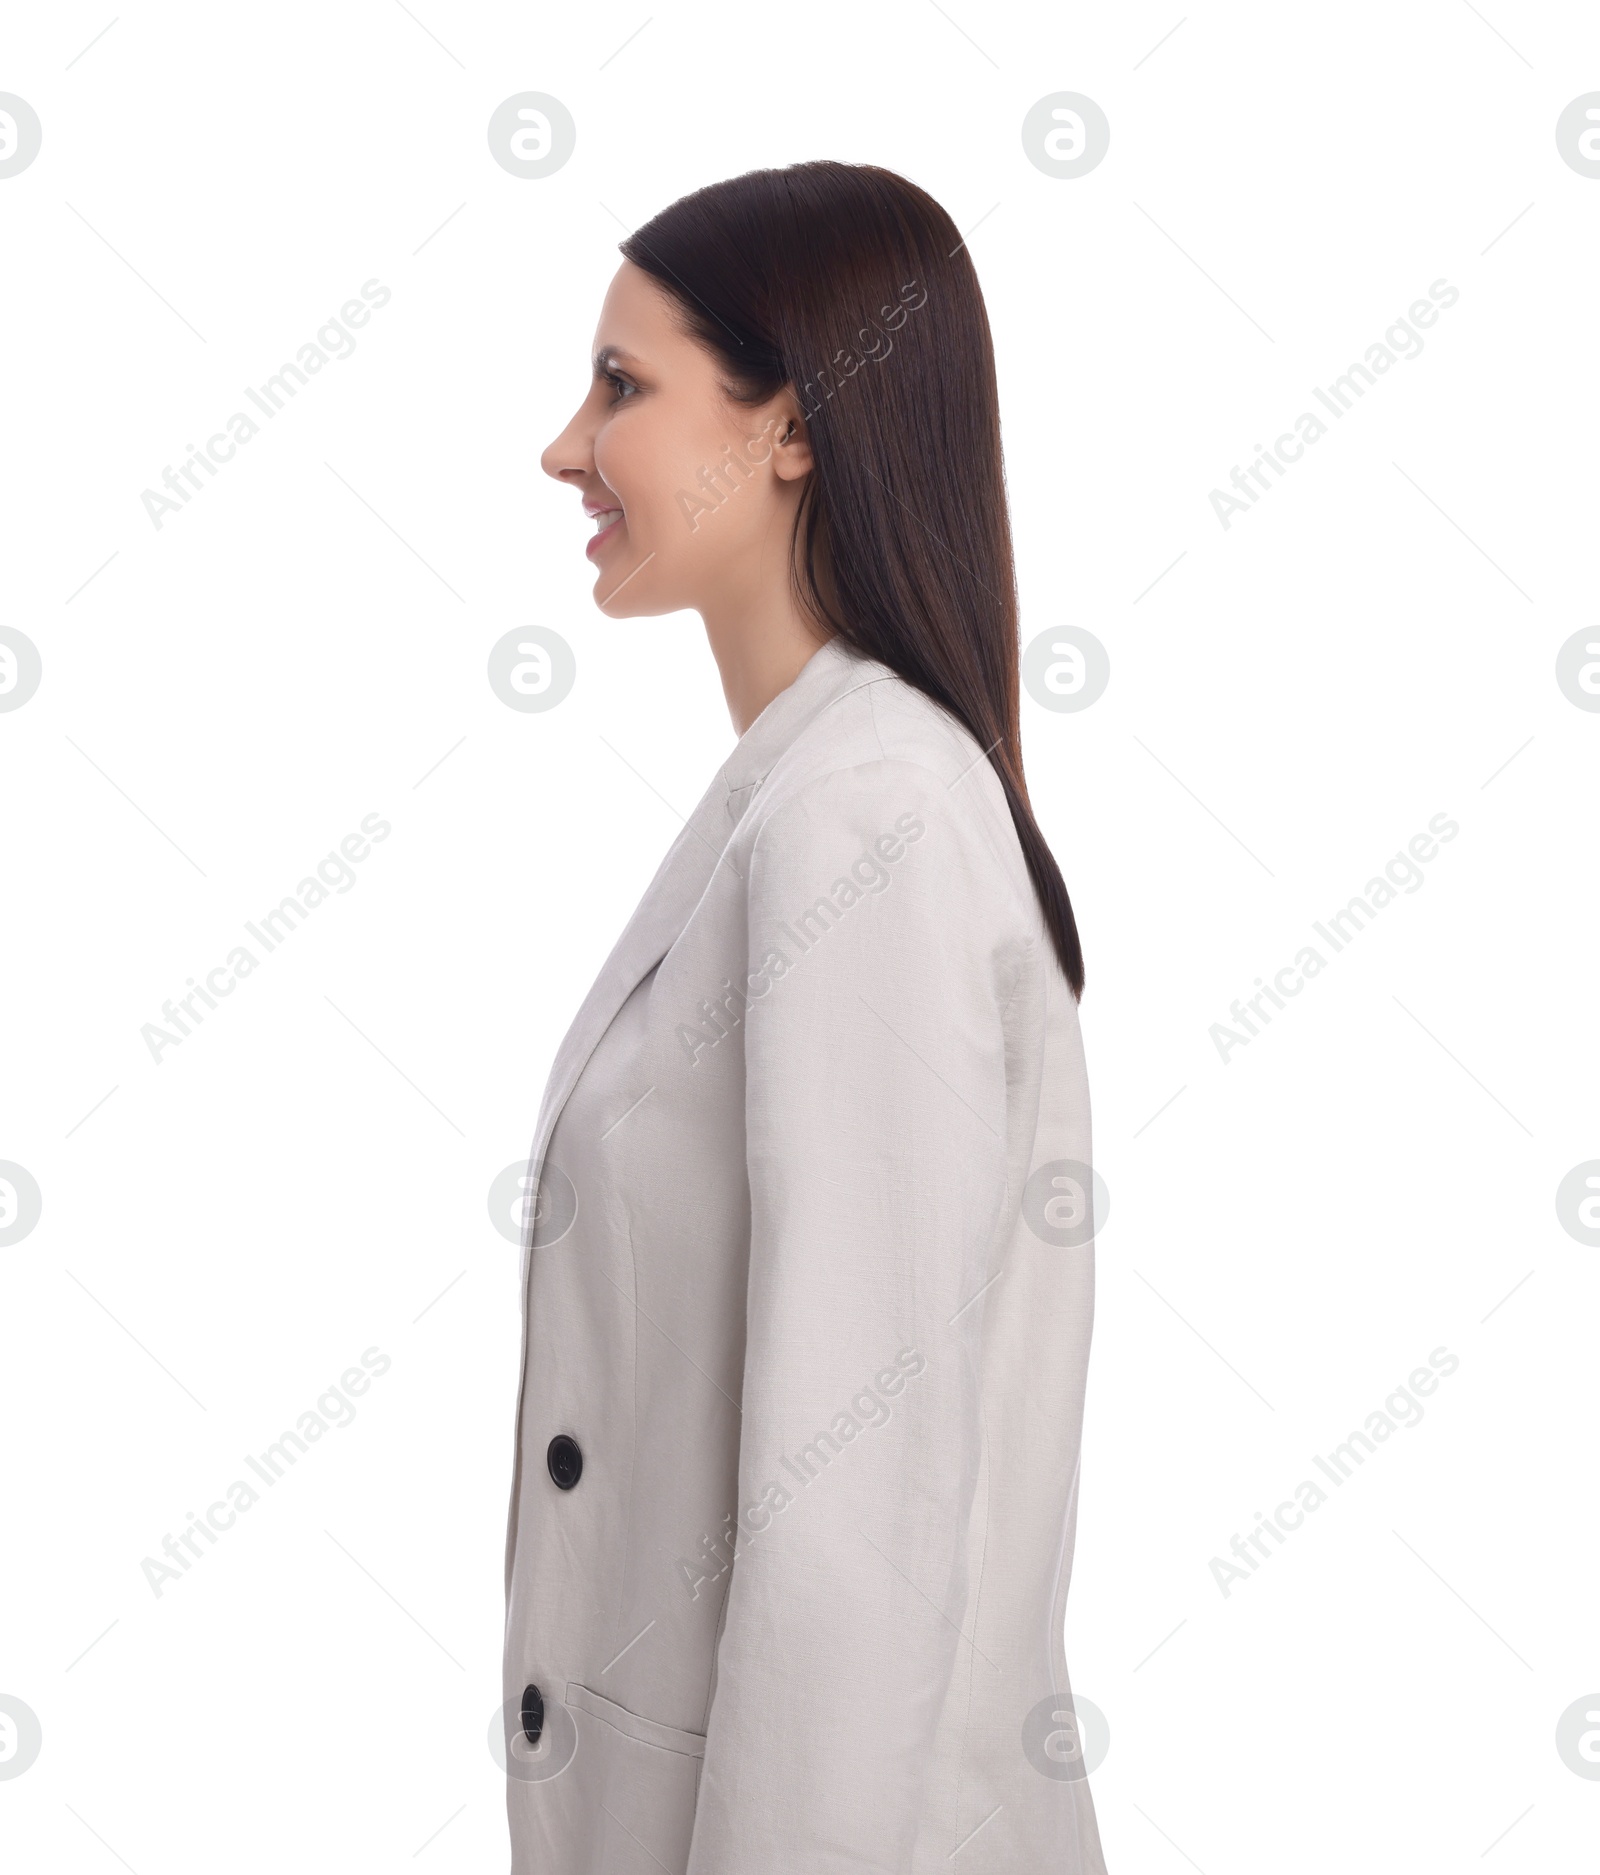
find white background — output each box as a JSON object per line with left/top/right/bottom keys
{"left": 2, "top": 2, "right": 1597, "bottom": 1869}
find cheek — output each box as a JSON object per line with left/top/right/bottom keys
{"left": 593, "top": 418, "right": 681, "bottom": 534}
{"left": 591, "top": 421, "right": 639, "bottom": 507}
{"left": 596, "top": 415, "right": 755, "bottom": 548}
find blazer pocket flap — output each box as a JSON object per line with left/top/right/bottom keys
{"left": 565, "top": 1682, "right": 707, "bottom": 1759}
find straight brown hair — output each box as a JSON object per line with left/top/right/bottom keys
{"left": 621, "top": 160, "right": 1086, "bottom": 998}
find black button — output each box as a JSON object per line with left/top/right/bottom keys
{"left": 521, "top": 1683, "right": 544, "bottom": 1745}
{"left": 547, "top": 1434, "right": 583, "bottom": 1490}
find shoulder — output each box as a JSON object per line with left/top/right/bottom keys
{"left": 737, "top": 659, "right": 1039, "bottom": 947}
{"left": 748, "top": 655, "right": 1003, "bottom": 822}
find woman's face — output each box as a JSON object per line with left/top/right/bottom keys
{"left": 541, "top": 260, "right": 810, "bottom": 618}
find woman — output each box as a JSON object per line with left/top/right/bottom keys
{"left": 504, "top": 160, "right": 1107, "bottom": 1875}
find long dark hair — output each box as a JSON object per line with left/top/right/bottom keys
{"left": 621, "top": 160, "right": 1086, "bottom": 999}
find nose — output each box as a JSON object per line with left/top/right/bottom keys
{"left": 541, "top": 402, "right": 595, "bottom": 486}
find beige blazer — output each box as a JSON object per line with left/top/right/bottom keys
{"left": 503, "top": 636, "right": 1107, "bottom": 1873}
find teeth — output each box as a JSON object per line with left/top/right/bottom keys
{"left": 592, "top": 509, "right": 622, "bottom": 532}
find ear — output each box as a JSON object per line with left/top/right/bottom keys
{"left": 767, "top": 395, "right": 813, "bottom": 482}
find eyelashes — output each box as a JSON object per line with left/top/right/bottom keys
{"left": 600, "top": 368, "right": 637, "bottom": 402}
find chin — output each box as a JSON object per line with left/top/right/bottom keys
{"left": 593, "top": 569, "right": 671, "bottom": 619}
{"left": 595, "top": 586, "right": 644, "bottom": 619}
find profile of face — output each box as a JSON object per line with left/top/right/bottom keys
{"left": 541, "top": 260, "right": 814, "bottom": 618}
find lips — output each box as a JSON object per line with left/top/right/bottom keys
{"left": 582, "top": 498, "right": 625, "bottom": 558}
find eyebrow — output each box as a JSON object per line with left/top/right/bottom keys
{"left": 593, "top": 345, "right": 642, "bottom": 375}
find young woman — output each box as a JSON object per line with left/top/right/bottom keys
{"left": 504, "top": 160, "right": 1107, "bottom": 1875}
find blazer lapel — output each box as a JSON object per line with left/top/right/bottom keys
{"left": 522, "top": 637, "right": 882, "bottom": 1202}
{"left": 522, "top": 774, "right": 742, "bottom": 1195}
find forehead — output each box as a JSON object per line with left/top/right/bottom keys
{"left": 592, "top": 259, "right": 694, "bottom": 363}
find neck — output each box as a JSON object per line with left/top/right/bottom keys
{"left": 701, "top": 588, "right": 833, "bottom": 735}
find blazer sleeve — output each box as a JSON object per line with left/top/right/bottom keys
{"left": 685, "top": 756, "right": 1018, "bottom": 1874}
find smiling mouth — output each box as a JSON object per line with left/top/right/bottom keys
{"left": 585, "top": 507, "right": 624, "bottom": 557}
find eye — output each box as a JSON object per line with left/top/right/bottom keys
{"left": 601, "top": 368, "right": 637, "bottom": 402}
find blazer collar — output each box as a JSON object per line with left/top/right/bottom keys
{"left": 720, "top": 634, "right": 871, "bottom": 792}
{"left": 524, "top": 635, "right": 885, "bottom": 1198}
